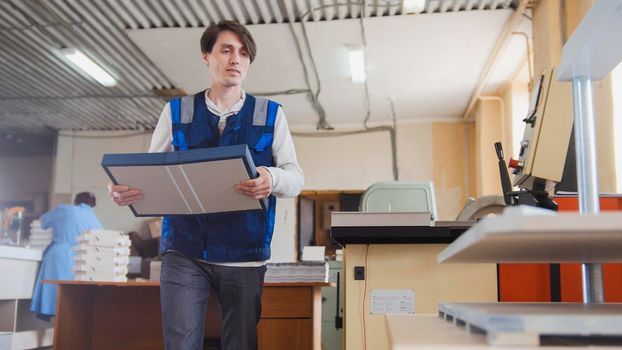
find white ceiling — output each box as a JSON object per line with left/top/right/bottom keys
{"left": 0, "top": 0, "right": 528, "bottom": 132}
{"left": 129, "top": 9, "right": 532, "bottom": 128}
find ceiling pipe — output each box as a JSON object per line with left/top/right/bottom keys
{"left": 461, "top": 0, "right": 529, "bottom": 121}
{"left": 512, "top": 30, "right": 534, "bottom": 90}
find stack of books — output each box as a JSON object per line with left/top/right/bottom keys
{"left": 73, "top": 229, "right": 131, "bottom": 282}
{"left": 264, "top": 261, "right": 329, "bottom": 283}
{"left": 29, "top": 220, "right": 52, "bottom": 250}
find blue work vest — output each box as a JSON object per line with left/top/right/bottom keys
{"left": 160, "top": 91, "right": 280, "bottom": 262}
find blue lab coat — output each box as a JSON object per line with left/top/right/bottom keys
{"left": 30, "top": 203, "right": 102, "bottom": 316}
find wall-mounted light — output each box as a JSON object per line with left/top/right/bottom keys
{"left": 403, "top": 0, "right": 426, "bottom": 14}
{"left": 61, "top": 48, "right": 117, "bottom": 87}
{"left": 347, "top": 45, "right": 366, "bottom": 84}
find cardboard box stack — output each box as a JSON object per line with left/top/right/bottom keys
{"left": 73, "top": 229, "right": 131, "bottom": 282}
{"left": 29, "top": 220, "right": 52, "bottom": 250}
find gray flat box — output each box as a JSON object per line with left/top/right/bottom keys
{"left": 102, "top": 145, "right": 267, "bottom": 217}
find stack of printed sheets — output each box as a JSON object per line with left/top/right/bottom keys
{"left": 73, "top": 229, "right": 131, "bottom": 282}
{"left": 264, "top": 261, "right": 329, "bottom": 283}
{"left": 29, "top": 220, "right": 52, "bottom": 250}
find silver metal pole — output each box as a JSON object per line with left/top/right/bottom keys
{"left": 571, "top": 76, "right": 604, "bottom": 303}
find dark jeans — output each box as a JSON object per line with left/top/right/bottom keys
{"left": 160, "top": 251, "right": 267, "bottom": 350}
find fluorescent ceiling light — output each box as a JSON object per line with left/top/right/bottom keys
{"left": 347, "top": 45, "right": 366, "bottom": 83}
{"left": 62, "top": 48, "right": 117, "bottom": 87}
{"left": 404, "top": 0, "right": 426, "bottom": 14}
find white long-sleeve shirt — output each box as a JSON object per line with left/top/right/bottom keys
{"left": 149, "top": 90, "right": 304, "bottom": 266}
{"left": 149, "top": 90, "right": 304, "bottom": 198}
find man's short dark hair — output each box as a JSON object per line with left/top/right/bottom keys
{"left": 200, "top": 20, "right": 257, "bottom": 63}
{"left": 74, "top": 192, "right": 96, "bottom": 207}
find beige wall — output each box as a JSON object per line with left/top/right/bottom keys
{"left": 473, "top": 99, "right": 504, "bottom": 197}
{"left": 293, "top": 130, "right": 395, "bottom": 191}
{"left": 593, "top": 76, "right": 617, "bottom": 192}
{"left": 614, "top": 64, "right": 622, "bottom": 192}
{"left": 432, "top": 122, "right": 470, "bottom": 220}
{"left": 533, "top": 0, "right": 564, "bottom": 78}
{"left": 295, "top": 121, "right": 469, "bottom": 220}
{"left": 532, "top": 0, "right": 617, "bottom": 192}
{"left": 499, "top": 74, "right": 531, "bottom": 160}
{"left": 467, "top": 122, "right": 477, "bottom": 198}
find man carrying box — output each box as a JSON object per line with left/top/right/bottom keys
{"left": 108, "top": 20, "right": 304, "bottom": 350}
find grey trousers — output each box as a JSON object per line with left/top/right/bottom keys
{"left": 160, "top": 251, "right": 267, "bottom": 350}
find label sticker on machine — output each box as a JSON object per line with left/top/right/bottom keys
{"left": 370, "top": 289, "right": 415, "bottom": 314}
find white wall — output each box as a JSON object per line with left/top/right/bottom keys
{"left": 294, "top": 122, "right": 435, "bottom": 190}
{"left": 51, "top": 120, "right": 459, "bottom": 262}
{"left": 294, "top": 130, "right": 393, "bottom": 190}
{"left": 53, "top": 131, "right": 152, "bottom": 236}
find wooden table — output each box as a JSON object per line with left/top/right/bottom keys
{"left": 47, "top": 280, "right": 332, "bottom": 350}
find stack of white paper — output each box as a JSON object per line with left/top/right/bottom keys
{"left": 264, "top": 261, "right": 329, "bottom": 283}
{"left": 73, "top": 229, "right": 131, "bottom": 282}
{"left": 29, "top": 220, "right": 52, "bottom": 250}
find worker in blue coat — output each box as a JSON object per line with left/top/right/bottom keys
{"left": 30, "top": 192, "right": 103, "bottom": 318}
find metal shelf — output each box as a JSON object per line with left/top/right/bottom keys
{"left": 438, "top": 206, "right": 622, "bottom": 264}
{"left": 438, "top": 302, "right": 622, "bottom": 346}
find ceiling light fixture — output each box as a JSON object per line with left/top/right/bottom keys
{"left": 403, "top": 0, "right": 426, "bottom": 14}
{"left": 347, "top": 45, "right": 366, "bottom": 83}
{"left": 61, "top": 48, "right": 117, "bottom": 87}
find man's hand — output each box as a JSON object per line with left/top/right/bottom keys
{"left": 108, "top": 184, "right": 144, "bottom": 206}
{"left": 235, "top": 167, "right": 272, "bottom": 200}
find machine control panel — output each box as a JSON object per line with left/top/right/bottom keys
{"left": 512, "top": 68, "right": 573, "bottom": 191}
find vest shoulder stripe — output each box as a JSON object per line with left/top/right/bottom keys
{"left": 253, "top": 97, "right": 280, "bottom": 127}
{"left": 180, "top": 95, "right": 194, "bottom": 123}
{"left": 253, "top": 97, "right": 268, "bottom": 126}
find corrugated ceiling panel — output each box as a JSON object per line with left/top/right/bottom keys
{"left": 0, "top": 0, "right": 516, "bottom": 132}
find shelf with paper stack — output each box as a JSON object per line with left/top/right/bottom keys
{"left": 27, "top": 220, "right": 51, "bottom": 251}
{"left": 73, "top": 229, "right": 131, "bottom": 282}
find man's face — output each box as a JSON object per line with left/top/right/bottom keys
{"left": 202, "top": 30, "right": 250, "bottom": 88}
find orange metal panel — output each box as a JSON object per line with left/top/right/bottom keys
{"left": 498, "top": 264, "right": 550, "bottom": 301}
{"left": 498, "top": 195, "right": 622, "bottom": 302}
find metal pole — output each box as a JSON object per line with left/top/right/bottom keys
{"left": 571, "top": 76, "right": 604, "bottom": 303}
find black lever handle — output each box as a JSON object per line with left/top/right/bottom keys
{"left": 335, "top": 271, "right": 343, "bottom": 329}
{"left": 495, "top": 142, "right": 513, "bottom": 206}
{"left": 495, "top": 142, "right": 504, "bottom": 160}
